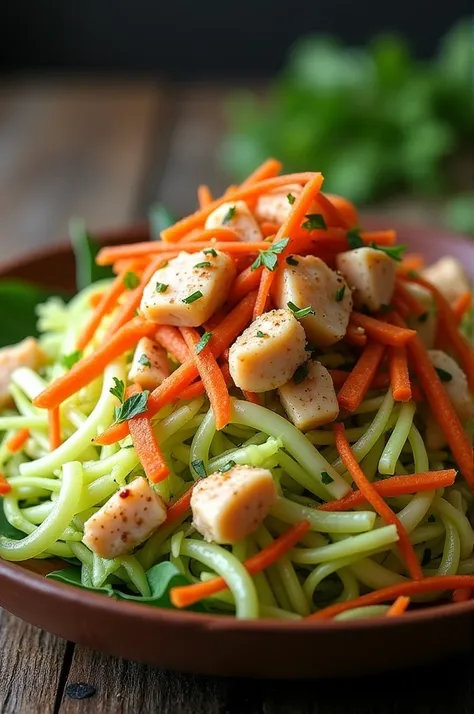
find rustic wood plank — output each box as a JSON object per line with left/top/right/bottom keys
{"left": 0, "top": 79, "right": 167, "bottom": 263}
{"left": 0, "top": 608, "right": 69, "bottom": 714}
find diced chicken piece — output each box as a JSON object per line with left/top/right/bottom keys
{"left": 0, "top": 337, "right": 46, "bottom": 408}
{"left": 272, "top": 255, "right": 353, "bottom": 348}
{"left": 205, "top": 200, "right": 263, "bottom": 243}
{"left": 425, "top": 350, "right": 474, "bottom": 449}
{"left": 422, "top": 256, "right": 471, "bottom": 303}
{"left": 128, "top": 337, "right": 170, "bottom": 390}
{"left": 228, "top": 309, "right": 306, "bottom": 392}
{"left": 255, "top": 184, "right": 305, "bottom": 226}
{"left": 279, "top": 361, "right": 339, "bottom": 430}
{"left": 191, "top": 465, "right": 277, "bottom": 543}
{"left": 140, "top": 249, "right": 235, "bottom": 326}
{"left": 83, "top": 477, "right": 167, "bottom": 559}
{"left": 404, "top": 283, "right": 436, "bottom": 349}
{"left": 336, "top": 247, "right": 396, "bottom": 312}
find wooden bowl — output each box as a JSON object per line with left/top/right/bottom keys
{"left": 1, "top": 220, "right": 473, "bottom": 678}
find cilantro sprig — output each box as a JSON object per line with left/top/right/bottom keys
{"left": 250, "top": 238, "right": 290, "bottom": 272}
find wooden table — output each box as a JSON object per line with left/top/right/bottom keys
{"left": 0, "top": 79, "right": 472, "bottom": 713}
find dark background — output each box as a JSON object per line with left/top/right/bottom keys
{"left": 1, "top": 0, "right": 472, "bottom": 78}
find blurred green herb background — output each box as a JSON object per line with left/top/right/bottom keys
{"left": 221, "top": 19, "right": 473, "bottom": 234}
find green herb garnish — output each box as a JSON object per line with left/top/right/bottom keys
{"left": 194, "top": 261, "right": 212, "bottom": 269}
{"left": 155, "top": 282, "right": 168, "bottom": 293}
{"left": 250, "top": 238, "right": 290, "bottom": 272}
{"left": 204, "top": 248, "right": 217, "bottom": 257}
{"left": 302, "top": 213, "right": 327, "bottom": 231}
{"left": 287, "top": 193, "right": 296, "bottom": 205}
{"left": 114, "top": 391, "right": 149, "bottom": 424}
{"left": 256, "top": 330, "right": 267, "bottom": 338}
{"left": 335, "top": 286, "right": 346, "bottom": 302}
{"left": 293, "top": 364, "right": 308, "bottom": 384}
{"left": 110, "top": 377, "right": 125, "bottom": 403}
{"left": 321, "top": 471, "right": 334, "bottom": 485}
{"left": 182, "top": 290, "right": 203, "bottom": 304}
{"left": 139, "top": 354, "right": 151, "bottom": 368}
{"left": 371, "top": 243, "right": 407, "bottom": 262}
{"left": 123, "top": 271, "right": 140, "bottom": 290}
{"left": 62, "top": 350, "right": 83, "bottom": 370}
{"left": 222, "top": 206, "right": 237, "bottom": 224}
{"left": 347, "top": 229, "right": 364, "bottom": 249}
{"left": 196, "top": 331, "right": 212, "bottom": 354}
{"left": 287, "top": 301, "right": 315, "bottom": 319}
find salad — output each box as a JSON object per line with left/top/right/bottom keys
{"left": 1, "top": 158, "right": 474, "bottom": 622}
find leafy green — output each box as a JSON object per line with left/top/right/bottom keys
{"left": 149, "top": 204, "right": 176, "bottom": 240}
{"left": 62, "top": 350, "right": 83, "bottom": 369}
{"left": 114, "top": 391, "right": 150, "bottom": 424}
{"left": 250, "top": 238, "right": 290, "bottom": 272}
{"left": 69, "top": 218, "right": 114, "bottom": 290}
{"left": 0, "top": 280, "right": 68, "bottom": 348}
{"left": 122, "top": 271, "right": 140, "bottom": 290}
{"left": 110, "top": 377, "right": 125, "bottom": 403}
{"left": 195, "top": 331, "right": 212, "bottom": 354}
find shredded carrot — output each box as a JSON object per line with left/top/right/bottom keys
{"left": 390, "top": 312, "right": 474, "bottom": 488}
{"left": 170, "top": 520, "right": 310, "bottom": 609}
{"left": 154, "top": 326, "right": 190, "bottom": 364}
{"left": 97, "top": 236, "right": 268, "bottom": 266}
{"left": 259, "top": 221, "right": 280, "bottom": 238}
{"left": 388, "top": 346, "right": 412, "bottom": 402}
{"left": 5, "top": 428, "right": 30, "bottom": 453}
{"left": 333, "top": 423, "right": 423, "bottom": 580}
{"left": 127, "top": 385, "right": 169, "bottom": 483}
{"left": 239, "top": 158, "right": 283, "bottom": 187}
{"left": 203, "top": 306, "right": 229, "bottom": 332}
{"left": 34, "top": 318, "right": 157, "bottom": 410}
{"left": 345, "top": 324, "right": 367, "bottom": 347}
{"left": 254, "top": 173, "right": 325, "bottom": 317}
{"left": 350, "top": 312, "right": 416, "bottom": 347}
{"left": 314, "top": 192, "right": 349, "bottom": 229}
{"left": 452, "top": 588, "right": 472, "bottom": 603}
{"left": 164, "top": 484, "right": 196, "bottom": 525}
{"left": 399, "top": 252, "right": 424, "bottom": 273}
{"left": 452, "top": 291, "right": 472, "bottom": 324}
{"left": 323, "top": 193, "right": 359, "bottom": 228}
{"left": 386, "top": 596, "right": 410, "bottom": 617}
{"left": 0, "top": 473, "right": 11, "bottom": 496}
{"left": 197, "top": 185, "right": 212, "bottom": 208}
{"left": 319, "top": 469, "right": 456, "bottom": 511}
{"left": 94, "top": 292, "right": 257, "bottom": 445}
{"left": 394, "top": 281, "right": 426, "bottom": 319}
{"left": 308, "top": 575, "right": 474, "bottom": 620}
{"left": 337, "top": 343, "right": 385, "bottom": 412}
{"left": 230, "top": 265, "right": 263, "bottom": 306}
{"left": 48, "top": 407, "right": 61, "bottom": 451}
{"left": 330, "top": 369, "right": 389, "bottom": 390}
{"left": 391, "top": 294, "right": 410, "bottom": 319}
{"left": 88, "top": 293, "right": 103, "bottom": 309}
{"left": 180, "top": 327, "right": 230, "bottom": 430}
{"left": 76, "top": 259, "right": 143, "bottom": 350}
{"left": 242, "top": 390, "right": 261, "bottom": 405}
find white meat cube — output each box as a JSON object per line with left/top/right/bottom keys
{"left": 336, "top": 247, "right": 396, "bottom": 312}
{"left": 129, "top": 337, "right": 171, "bottom": 390}
{"left": 404, "top": 283, "right": 436, "bottom": 349}
{"left": 228, "top": 309, "right": 307, "bottom": 392}
{"left": 278, "top": 361, "right": 339, "bottom": 430}
{"left": 140, "top": 249, "right": 235, "bottom": 326}
{"left": 0, "top": 337, "right": 46, "bottom": 408}
{"left": 83, "top": 477, "right": 167, "bottom": 559}
{"left": 422, "top": 256, "right": 471, "bottom": 303}
{"left": 205, "top": 200, "right": 263, "bottom": 242}
{"left": 254, "top": 184, "right": 306, "bottom": 226}
{"left": 272, "top": 255, "right": 352, "bottom": 348}
{"left": 191, "top": 465, "right": 277, "bottom": 543}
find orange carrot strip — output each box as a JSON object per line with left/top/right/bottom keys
{"left": 178, "top": 361, "right": 233, "bottom": 402}
{"left": 293, "top": 228, "right": 396, "bottom": 248}
{"left": 197, "top": 185, "right": 212, "bottom": 208}
{"left": 337, "top": 343, "right": 385, "bottom": 412}
{"left": 350, "top": 312, "right": 416, "bottom": 347}
{"left": 399, "top": 253, "right": 424, "bottom": 273}
{"left": 452, "top": 291, "right": 472, "bottom": 324}
{"left": 5, "top": 428, "right": 30, "bottom": 453}
{"left": 34, "top": 318, "right": 157, "bottom": 410}
{"left": 323, "top": 193, "right": 359, "bottom": 228}
{"left": 180, "top": 327, "right": 230, "bottom": 430}
{"left": 164, "top": 484, "right": 196, "bottom": 525}
{"left": 88, "top": 293, "right": 103, "bottom": 309}
{"left": 0, "top": 473, "right": 11, "bottom": 496}
{"left": 391, "top": 294, "right": 410, "bottom": 319}
{"left": 127, "top": 385, "right": 169, "bottom": 483}
{"left": 97, "top": 237, "right": 268, "bottom": 266}
{"left": 239, "top": 158, "right": 283, "bottom": 187}
{"left": 48, "top": 407, "right": 61, "bottom": 451}
{"left": 452, "top": 588, "right": 472, "bottom": 603}
{"left": 154, "top": 326, "right": 190, "bottom": 364}
{"left": 345, "top": 324, "right": 367, "bottom": 347}
{"left": 333, "top": 423, "right": 423, "bottom": 580}
{"left": 230, "top": 265, "right": 263, "bottom": 306}
{"left": 308, "top": 575, "right": 474, "bottom": 620}
{"left": 170, "top": 521, "right": 310, "bottom": 609}
{"left": 386, "top": 595, "right": 410, "bottom": 617}
{"left": 94, "top": 292, "right": 257, "bottom": 445}
{"left": 242, "top": 390, "right": 261, "bottom": 405}
{"left": 330, "top": 370, "right": 390, "bottom": 391}
{"left": 203, "top": 306, "right": 229, "bottom": 332}
{"left": 319, "top": 469, "right": 456, "bottom": 512}
{"left": 388, "top": 346, "right": 412, "bottom": 402}
{"left": 254, "top": 173, "right": 324, "bottom": 317}
{"left": 314, "top": 192, "right": 349, "bottom": 229}
{"left": 394, "top": 281, "right": 426, "bottom": 319}
{"left": 259, "top": 222, "right": 280, "bottom": 238}
{"left": 161, "top": 173, "right": 318, "bottom": 243}
{"left": 77, "top": 259, "right": 143, "bottom": 350}
{"left": 391, "top": 311, "right": 474, "bottom": 488}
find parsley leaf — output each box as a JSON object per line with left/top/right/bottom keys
{"left": 204, "top": 248, "right": 217, "bottom": 257}
{"left": 321, "top": 471, "right": 334, "bottom": 485}
{"left": 114, "top": 391, "right": 149, "bottom": 424}
{"left": 335, "top": 286, "right": 345, "bottom": 302}
{"left": 293, "top": 364, "right": 308, "bottom": 384}
{"left": 196, "top": 331, "right": 212, "bottom": 354}
{"left": 256, "top": 330, "right": 267, "bottom": 338}
{"left": 250, "top": 238, "right": 290, "bottom": 272}
{"left": 155, "top": 282, "right": 168, "bottom": 293}
{"left": 62, "top": 350, "right": 83, "bottom": 370}
{"left": 222, "top": 206, "right": 236, "bottom": 224}
{"left": 435, "top": 367, "right": 453, "bottom": 382}
{"left": 287, "top": 193, "right": 296, "bottom": 205}
{"left": 287, "top": 301, "right": 315, "bottom": 319}
{"left": 110, "top": 377, "right": 125, "bottom": 403}
{"left": 191, "top": 459, "right": 207, "bottom": 479}
{"left": 347, "top": 229, "right": 364, "bottom": 249}
{"left": 139, "top": 354, "right": 151, "bottom": 367}
{"left": 194, "top": 261, "right": 212, "bottom": 269}
{"left": 182, "top": 290, "right": 203, "bottom": 304}
{"left": 221, "top": 460, "right": 236, "bottom": 473}
{"left": 302, "top": 214, "right": 327, "bottom": 231}
{"left": 123, "top": 271, "right": 140, "bottom": 290}
{"left": 371, "top": 243, "right": 407, "bottom": 262}
{"left": 286, "top": 256, "right": 299, "bottom": 266}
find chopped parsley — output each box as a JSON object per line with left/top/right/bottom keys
{"left": 110, "top": 377, "right": 125, "bottom": 403}
{"left": 287, "top": 193, "right": 296, "bottom": 205}
{"left": 302, "top": 213, "right": 327, "bottom": 231}
{"left": 335, "top": 286, "right": 346, "bottom": 302}
{"left": 287, "top": 301, "right": 315, "bottom": 319}
{"left": 182, "top": 290, "right": 203, "bottom": 304}
{"left": 222, "top": 205, "right": 237, "bottom": 224}
{"left": 221, "top": 460, "right": 236, "bottom": 473}
{"left": 204, "top": 248, "right": 217, "bottom": 257}
{"left": 347, "top": 228, "right": 364, "bottom": 249}
{"left": 196, "top": 331, "right": 212, "bottom": 354}
{"left": 194, "top": 261, "right": 211, "bottom": 269}
{"left": 293, "top": 363, "right": 308, "bottom": 384}
{"left": 191, "top": 459, "right": 206, "bottom": 479}
{"left": 321, "top": 471, "right": 334, "bottom": 485}
{"left": 155, "top": 282, "right": 168, "bottom": 293}
{"left": 370, "top": 242, "right": 407, "bottom": 262}
{"left": 62, "top": 350, "right": 83, "bottom": 370}
{"left": 286, "top": 256, "right": 299, "bottom": 266}
{"left": 256, "top": 330, "right": 267, "bottom": 338}
{"left": 250, "top": 237, "right": 290, "bottom": 272}
{"left": 435, "top": 367, "right": 453, "bottom": 382}
{"left": 123, "top": 271, "right": 139, "bottom": 290}
{"left": 114, "top": 391, "right": 149, "bottom": 424}
{"left": 138, "top": 354, "right": 151, "bottom": 368}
